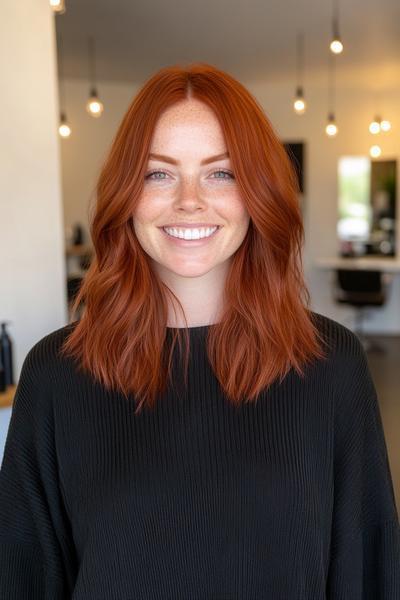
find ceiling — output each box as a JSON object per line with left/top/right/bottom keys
{"left": 55, "top": 0, "right": 400, "bottom": 89}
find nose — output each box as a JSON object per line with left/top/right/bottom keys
{"left": 174, "top": 176, "right": 207, "bottom": 211}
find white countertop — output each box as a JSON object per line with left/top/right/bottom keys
{"left": 315, "top": 256, "right": 400, "bottom": 272}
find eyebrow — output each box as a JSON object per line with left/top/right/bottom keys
{"left": 148, "top": 152, "right": 229, "bottom": 166}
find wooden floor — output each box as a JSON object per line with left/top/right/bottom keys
{"left": 364, "top": 335, "right": 400, "bottom": 515}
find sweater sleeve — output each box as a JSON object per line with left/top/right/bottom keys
{"left": 0, "top": 341, "right": 78, "bottom": 599}
{"left": 326, "top": 334, "right": 400, "bottom": 598}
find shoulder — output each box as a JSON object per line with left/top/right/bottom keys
{"left": 20, "top": 322, "right": 78, "bottom": 385}
{"left": 309, "top": 310, "right": 366, "bottom": 359}
{"left": 309, "top": 311, "right": 376, "bottom": 413}
{"left": 308, "top": 310, "right": 373, "bottom": 390}
{"left": 11, "top": 323, "right": 78, "bottom": 422}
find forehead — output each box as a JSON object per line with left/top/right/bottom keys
{"left": 150, "top": 99, "right": 226, "bottom": 153}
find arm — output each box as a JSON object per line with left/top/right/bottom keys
{"left": 0, "top": 341, "right": 78, "bottom": 598}
{"left": 326, "top": 335, "right": 400, "bottom": 598}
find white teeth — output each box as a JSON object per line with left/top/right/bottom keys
{"left": 163, "top": 226, "right": 218, "bottom": 240}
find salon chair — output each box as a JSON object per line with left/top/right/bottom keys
{"left": 333, "top": 269, "right": 387, "bottom": 353}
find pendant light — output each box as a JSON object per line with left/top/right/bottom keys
{"left": 369, "top": 116, "right": 381, "bottom": 134}
{"left": 369, "top": 114, "right": 392, "bottom": 134}
{"left": 330, "top": 0, "right": 343, "bottom": 54}
{"left": 380, "top": 119, "right": 391, "bottom": 131}
{"left": 325, "top": 53, "right": 338, "bottom": 136}
{"left": 293, "top": 32, "right": 307, "bottom": 114}
{"left": 57, "top": 36, "right": 71, "bottom": 138}
{"left": 326, "top": 113, "right": 338, "bottom": 137}
{"left": 50, "top": 0, "right": 66, "bottom": 14}
{"left": 59, "top": 112, "right": 71, "bottom": 138}
{"left": 86, "top": 36, "right": 104, "bottom": 118}
{"left": 370, "top": 145, "right": 382, "bottom": 158}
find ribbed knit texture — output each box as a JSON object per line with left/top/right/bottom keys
{"left": 0, "top": 311, "right": 399, "bottom": 599}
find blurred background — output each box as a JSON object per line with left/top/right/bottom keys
{"left": 1, "top": 0, "right": 399, "bottom": 509}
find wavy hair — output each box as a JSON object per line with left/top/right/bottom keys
{"left": 60, "top": 62, "right": 328, "bottom": 414}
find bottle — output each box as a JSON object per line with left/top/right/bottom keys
{"left": 72, "top": 223, "right": 84, "bottom": 245}
{"left": 0, "top": 322, "right": 14, "bottom": 387}
{"left": 0, "top": 347, "right": 5, "bottom": 392}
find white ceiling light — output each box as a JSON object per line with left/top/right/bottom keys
{"left": 330, "top": 0, "right": 344, "bottom": 54}
{"left": 293, "top": 32, "right": 307, "bottom": 114}
{"left": 50, "top": 0, "right": 66, "bottom": 14}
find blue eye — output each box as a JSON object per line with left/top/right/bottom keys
{"left": 145, "top": 170, "right": 168, "bottom": 180}
{"left": 212, "top": 170, "right": 234, "bottom": 180}
{"left": 145, "top": 169, "right": 234, "bottom": 181}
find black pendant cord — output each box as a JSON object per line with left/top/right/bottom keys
{"left": 328, "top": 51, "right": 336, "bottom": 119}
{"left": 296, "top": 32, "right": 304, "bottom": 94}
{"left": 88, "top": 36, "right": 97, "bottom": 94}
{"left": 57, "top": 35, "right": 67, "bottom": 120}
{"left": 332, "top": 0, "right": 340, "bottom": 39}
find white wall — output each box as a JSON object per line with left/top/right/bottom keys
{"left": 0, "top": 1, "right": 67, "bottom": 379}
{"left": 59, "top": 80, "right": 140, "bottom": 235}
{"left": 60, "top": 75, "right": 400, "bottom": 334}
{"left": 248, "top": 78, "right": 400, "bottom": 334}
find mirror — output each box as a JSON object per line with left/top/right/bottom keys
{"left": 337, "top": 156, "right": 396, "bottom": 257}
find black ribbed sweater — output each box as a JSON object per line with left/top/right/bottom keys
{"left": 0, "top": 312, "right": 399, "bottom": 599}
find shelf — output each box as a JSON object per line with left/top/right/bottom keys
{"left": 315, "top": 256, "right": 400, "bottom": 272}
{"left": 0, "top": 384, "right": 16, "bottom": 409}
{"left": 66, "top": 244, "right": 93, "bottom": 257}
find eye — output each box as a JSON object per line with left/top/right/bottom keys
{"left": 144, "top": 169, "right": 235, "bottom": 181}
{"left": 211, "top": 169, "right": 234, "bottom": 180}
{"left": 145, "top": 169, "right": 169, "bottom": 180}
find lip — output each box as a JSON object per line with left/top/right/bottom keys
{"left": 159, "top": 225, "right": 221, "bottom": 247}
{"left": 160, "top": 223, "right": 221, "bottom": 228}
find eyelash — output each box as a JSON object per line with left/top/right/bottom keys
{"left": 145, "top": 169, "right": 234, "bottom": 181}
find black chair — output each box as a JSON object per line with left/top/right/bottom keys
{"left": 333, "top": 269, "right": 387, "bottom": 352}
{"left": 67, "top": 276, "right": 84, "bottom": 320}
{"left": 66, "top": 250, "right": 91, "bottom": 321}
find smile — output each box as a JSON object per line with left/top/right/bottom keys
{"left": 159, "top": 226, "right": 221, "bottom": 246}
{"left": 163, "top": 226, "right": 218, "bottom": 240}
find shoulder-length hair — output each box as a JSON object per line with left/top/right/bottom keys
{"left": 60, "top": 62, "right": 328, "bottom": 414}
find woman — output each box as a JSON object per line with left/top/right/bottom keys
{"left": 0, "top": 62, "right": 399, "bottom": 598}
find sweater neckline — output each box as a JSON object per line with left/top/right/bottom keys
{"left": 166, "top": 324, "right": 212, "bottom": 331}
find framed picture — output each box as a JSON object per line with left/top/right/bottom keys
{"left": 283, "top": 142, "right": 305, "bottom": 194}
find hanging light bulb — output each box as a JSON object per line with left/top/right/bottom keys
{"left": 330, "top": 0, "right": 344, "bottom": 54}
{"left": 330, "top": 37, "right": 343, "bottom": 54}
{"left": 50, "top": 0, "right": 66, "bottom": 14}
{"left": 59, "top": 112, "right": 71, "bottom": 138}
{"left": 369, "top": 116, "right": 381, "bottom": 134}
{"left": 325, "top": 53, "right": 338, "bottom": 136}
{"left": 86, "top": 36, "right": 104, "bottom": 118}
{"left": 57, "top": 38, "right": 70, "bottom": 137}
{"left": 86, "top": 88, "right": 104, "bottom": 117}
{"left": 326, "top": 112, "right": 338, "bottom": 136}
{"left": 293, "top": 33, "right": 307, "bottom": 114}
{"left": 294, "top": 86, "right": 306, "bottom": 114}
{"left": 380, "top": 119, "right": 391, "bottom": 132}
{"left": 370, "top": 145, "right": 381, "bottom": 158}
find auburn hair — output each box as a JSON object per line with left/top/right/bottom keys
{"left": 60, "top": 61, "right": 328, "bottom": 415}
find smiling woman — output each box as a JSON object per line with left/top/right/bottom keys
{"left": 1, "top": 62, "right": 398, "bottom": 600}
{"left": 60, "top": 61, "right": 326, "bottom": 413}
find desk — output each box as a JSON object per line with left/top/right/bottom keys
{"left": 66, "top": 243, "right": 93, "bottom": 258}
{"left": 315, "top": 257, "right": 400, "bottom": 272}
{"left": 0, "top": 385, "right": 16, "bottom": 409}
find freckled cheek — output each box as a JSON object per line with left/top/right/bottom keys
{"left": 221, "top": 194, "right": 250, "bottom": 226}
{"left": 133, "top": 196, "right": 164, "bottom": 225}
